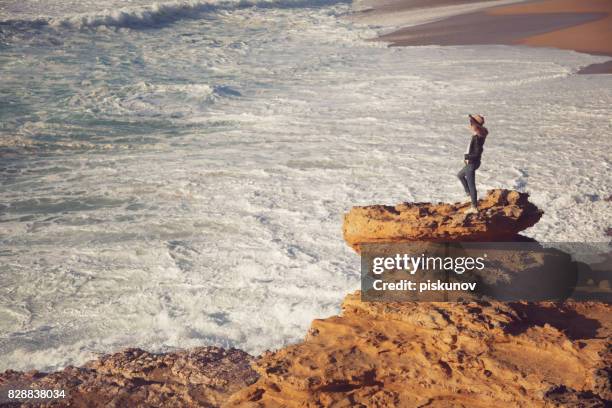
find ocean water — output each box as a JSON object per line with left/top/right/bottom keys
{"left": 1, "top": 0, "right": 611, "bottom": 371}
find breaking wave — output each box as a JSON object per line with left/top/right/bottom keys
{"left": 0, "top": 0, "right": 349, "bottom": 31}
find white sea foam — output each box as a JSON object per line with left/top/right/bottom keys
{"left": 0, "top": 0, "right": 611, "bottom": 372}
{"left": 1, "top": 0, "right": 348, "bottom": 30}
{"left": 69, "top": 82, "right": 239, "bottom": 118}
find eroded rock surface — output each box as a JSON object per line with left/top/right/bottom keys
{"left": 226, "top": 293, "right": 611, "bottom": 407}
{"left": 343, "top": 189, "right": 543, "bottom": 251}
{"left": 0, "top": 347, "right": 257, "bottom": 407}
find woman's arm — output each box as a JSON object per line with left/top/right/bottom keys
{"left": 464, "top": 138, "right": 483, "bottom": 161}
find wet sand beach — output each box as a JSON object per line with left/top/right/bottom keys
{"left": 369, "top": 0, "right": 612, "bottom": 73}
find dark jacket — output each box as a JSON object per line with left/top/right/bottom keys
{"left": 464, "top": 135, "right": 486, "bottom": 165}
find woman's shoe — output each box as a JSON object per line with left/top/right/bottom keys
{"left": 464, "top": 206, "right": 478, "bottom": 214}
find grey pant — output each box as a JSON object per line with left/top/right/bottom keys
{"left": 457, "top": 163, "right": 478, "bottom": 207}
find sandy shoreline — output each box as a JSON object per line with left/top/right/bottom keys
{"left": 365, "top": 0, "right": 612, "bottom": 74}
{"left": 354, "top": 0, "right": 514, "bottom": 13}
{"left": 350, "top": 0, "right": 525, "bottom": 29}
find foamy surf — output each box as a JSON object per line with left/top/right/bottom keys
{"left": 67, "top": 82, "right": 242, "bottom": 118}
{"left": 0, "top": 0, "right": 349, "bottom": 31}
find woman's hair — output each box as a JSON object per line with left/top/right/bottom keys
{"left": 470, "top": 118, "right": 488, "bottom": 137}
{"left": 476, "top": 124, "right": 488, "bottom": 137}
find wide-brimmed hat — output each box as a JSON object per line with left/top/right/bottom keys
{"left": 469, "top": 114, "right": 485, "bottom": 126}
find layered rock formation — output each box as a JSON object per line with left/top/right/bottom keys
{"left": 343, "top": 189, "right": 543, "bottom": 251}
{"left": 0, "top": 347, "right": 257, "bottom": 407}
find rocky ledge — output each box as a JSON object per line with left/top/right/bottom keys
{"left": 343, "top": 189, "right": 543, "bottom": 251}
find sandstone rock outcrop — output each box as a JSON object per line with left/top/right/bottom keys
{"left": 343, "top": 189, "right": 543, "bottom": 251}
{"left": 225, "top": 293, "right": 611, "bottom": 407}
{"left": 0, "top": 347, "right": 257, "bottom": 407}
{"left": 225, "top": 190, "right": 609, "bottom": 406}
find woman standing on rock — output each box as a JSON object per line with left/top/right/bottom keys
{"left": 458, "top": 114, "right": 488, "bottom": 214}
